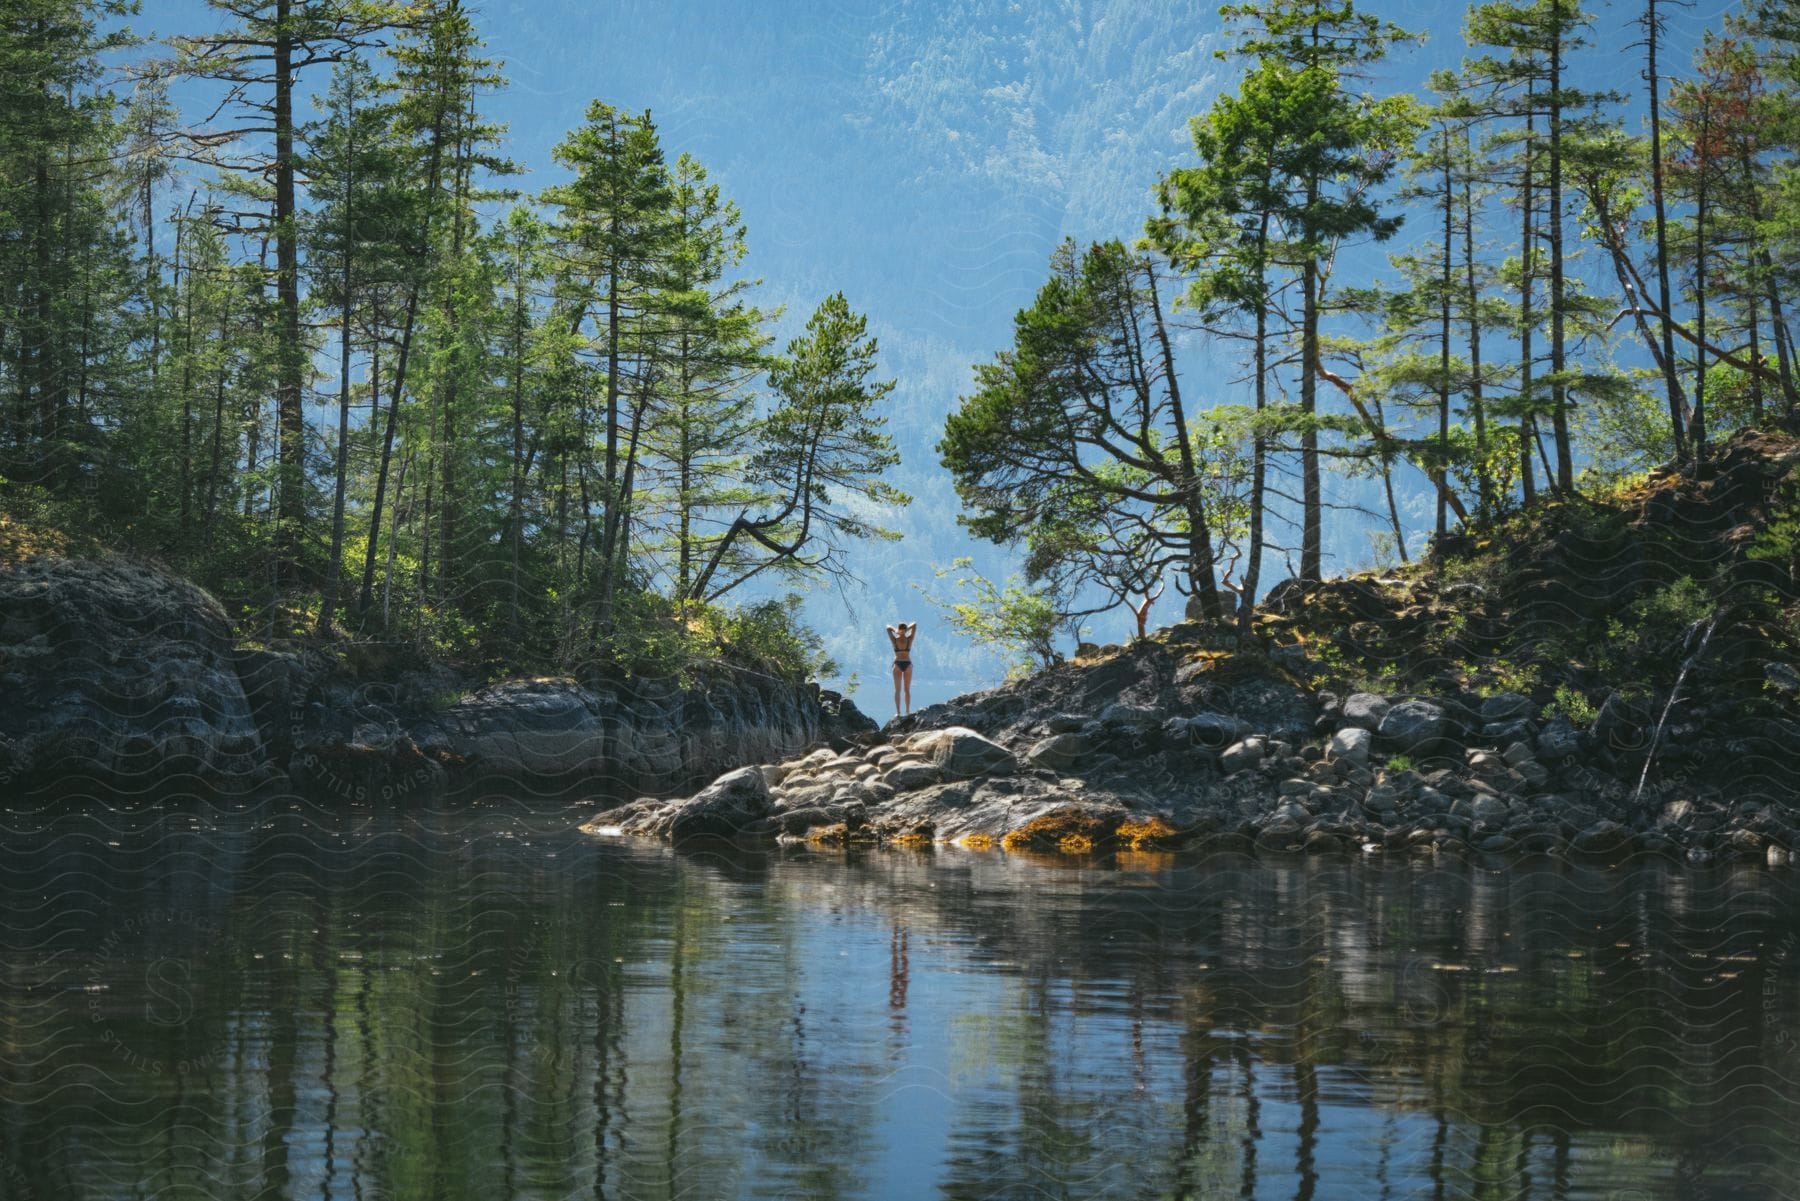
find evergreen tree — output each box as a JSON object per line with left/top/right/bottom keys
{"left": 940, "top": 241, "right": 1229, "bottom": 615}
{"left": 1216, "top": 0, "right": 1417, "bottom": 581}
{"left": 690, "top": 293, "right": 907, "bottom": 601}
{"left": 641, "top": 153, "right": 773, "bottom": 603}
{"left": 173, "top": 0, "right": 412, "bottom": 584}
{"left": 544, "top": 102, "right": 677, "bottom": 633}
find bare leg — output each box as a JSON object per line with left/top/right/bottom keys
{"left": 893, "top": 664, "right": 902, "bottom": 717}
{"left": 902, "top": 665, "right": 913, "bottom": 715}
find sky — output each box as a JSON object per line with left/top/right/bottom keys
{"left": 132, "top": 0, "right": 1735, "bottom": 713}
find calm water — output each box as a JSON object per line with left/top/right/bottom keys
{"left": 2, "top": 792, "right": 1798, "bottom": 1200}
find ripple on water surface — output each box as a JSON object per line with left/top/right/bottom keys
{"left": 0, "top": 790, "right": 1795, "bottom": 1200}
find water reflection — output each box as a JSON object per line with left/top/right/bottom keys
{"left": 0, "top": 793, "right": 1796, "bottom": 1199}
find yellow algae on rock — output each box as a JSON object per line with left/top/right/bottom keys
{"left": 1001, "top": 808, "right": 1115, "bottom": 854}
{"left": 1116, "top": 815, "right": 1182, "bottom": 851}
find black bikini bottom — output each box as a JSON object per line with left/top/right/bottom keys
{"left": 893, "top": 658, "right": 911, "bottom": 671}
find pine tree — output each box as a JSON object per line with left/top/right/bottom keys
{"left": 354, "top": 0, "right": 512, "bottom": 623}
{"left": 641, "top": 153, "right": 773, "bottom": 603}
{"left": 544, "top": 102, "right": 677, "bottom": 634}
{"left": 1216, "top": 0, "right": 1417, "bottom": 581}
{"left": 691, "top": 293, "right": 906, "bottom": 601}
{"left": 173, "top": 0, "right": 411, "bottom": 585}
{"left": 1151, "top": 64, "right": 1295, "bottom": 624}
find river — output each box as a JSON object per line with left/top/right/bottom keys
{"left": 2, "top": 791, "right": 1797, "bottom": 1199}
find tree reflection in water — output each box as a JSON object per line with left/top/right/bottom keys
{"left": 0, "top": 792, "right": 1795, "bottom": 1200}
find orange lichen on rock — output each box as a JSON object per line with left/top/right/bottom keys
{"left": 1000, "top": 808, "right": 1116, "bottom": 854}
{"left": 807, "top": 823, "right": 876, "bottom": 848}
{"left": 1116, "top": 815, "right": 1183, "bottom": 851}
{"left": 957, "top": 833, "right": 995, "bottom": 851}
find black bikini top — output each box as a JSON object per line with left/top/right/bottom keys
{"left": 889, "top": 625, "right": 916, "bottom": 654}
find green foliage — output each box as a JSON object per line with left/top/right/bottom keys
{"left": 941, "top": 239, "right": 1232, "bottom": 615}
{"left": 914, "top": 558, "right": 1068, "bottom": 679}
{"left": 1544, "top": 684, "right": 1599, "bottom": 727}
{"left": 1747, "top": 469, "right": 1800, "bottom": 586}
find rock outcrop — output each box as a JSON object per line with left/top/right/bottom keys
{"left": 589, "top": 598, "right": 1799, "bottom": 866}
{"left": 0, "top": 555, "right": 266, "bottom": 792}
{"left": 1, "top": 553, "right": 874, "bottom": 796}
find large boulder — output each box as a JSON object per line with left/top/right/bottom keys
{"left": 1479, "top": 692, "right": 1533, "bottom": 723}
{"left": 904, "top": 726, "right": 1015, "bottom": 780}
{"left": 882, "top": 760, "right": 944, "bottom": 791}
{"left": 1537, "top": 717, "right": 1583, "bottom": 760}
{"left": 442, "top": 678, "right": 611, "bottom": 777}
{"left": 1342, "top": 693, "right": 1392, "bottom": 732}
{"left": 1378, "top": 699, "right": 1452, "bottom": 754}
{"left": 438, "top": 671, "right": 875, "bottom": 791}
{"left": 1099, "top": 702, "right": 1161, "bottom": 728}
{"left": 656, "top": 766, "right": 772, "bottom": 840}
{"left": 1026, "top": 732, "right": 1091, "bottom": 770}
{"left": 1187, "top": 712, "right": 1252, "bottom": 749}
{"left": 1327, "top": 726, "right": 1373, "bottom": 766}
{"left": 0, "top": 555, "right": 264, "bottom": 790}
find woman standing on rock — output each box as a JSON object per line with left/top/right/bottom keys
{"left": 887, "top": 621, "right": 917, "bottom": 717}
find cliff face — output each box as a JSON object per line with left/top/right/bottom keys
{"left": 0, "top": 553, "right": 873, "bottom": 797}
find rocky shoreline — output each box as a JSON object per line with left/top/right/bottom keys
{"left": 6, "top": 432, "right": 1798, "bottom": 858}
{"left": 587, "top": 618, "right": 1799, "bottom": 868}
{"left": 0, "top": 554, "right": 873, "bottom": 797}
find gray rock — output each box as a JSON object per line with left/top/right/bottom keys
{"left": 1536, "top": 717, "right": 1582, "bottom": 760}
{"left": 1659, "top": 799, "right": 1695, "bottom": 828}
{"left": 1188, "top": 712, "right": 1252, "bottom": 749}
{"left": 1026, "top": 733, "right": 1091, "bottom": 770}
{"left": 1045, "top": 713, "right": 1088, "bottom": 734}
{"left": 1272, "top": 800, "right": 1311, "bottom": 824}
{"left": 0, "top": 555, "right": 265, "bottom": 790}
{"left": 882, "top": 760, "right": 944, "bottom": 791}
{"left": 1174, "top": 659, "right": 1211, "bottom": 686}
{"left": 1454, "top": 794, "right": 1510, "bottom": 826}
{"left": 1342, "top": 693, "right": 1392, "bottom": 731}
{"left": 655, "top": 766, "right": 771, "bottom": 840}
{"left": 1185, "top": 590, "right": 1239, "bottom": 620}
{"left": 1378, "top": 699, "right": 1450, "bottom": 753}
{"left": 1766, "top": 662, "right": 1800, "bottom": 695}
{"left": 1482, "top": 718, "right": 1533, "bottom": 744}
{"left": 1364, "top": 787, "right": 1401, "bottom": 814}
{"left": 1480, "top": 692, "right": 1533, "bottom": 722}
{"left": 776, "top": 805, "right": 848, "bottom": 834}
{"left": 904, "top": 726, "right": 1016, "bottom": 780}
{"left": 1502, "top": 741, "right": 1536, "bottom": 769}
{"left": 1573, "top": 819, "right": 1630, "bottom": 855}
{"left": 1328, "top": 726, "right": 1373, "bottom": 765}
{"left": 1270, "top": 645, "right": 1309, "bottom": 674}
{"left": 1414, "top": 786, "right": 1452, "bottom": 813}
{"left": 1220, "top": 738, "right": 1264, "bottom": 774}
{"left": 1100, "top": 702, "right": 1161, "bottom": 727}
